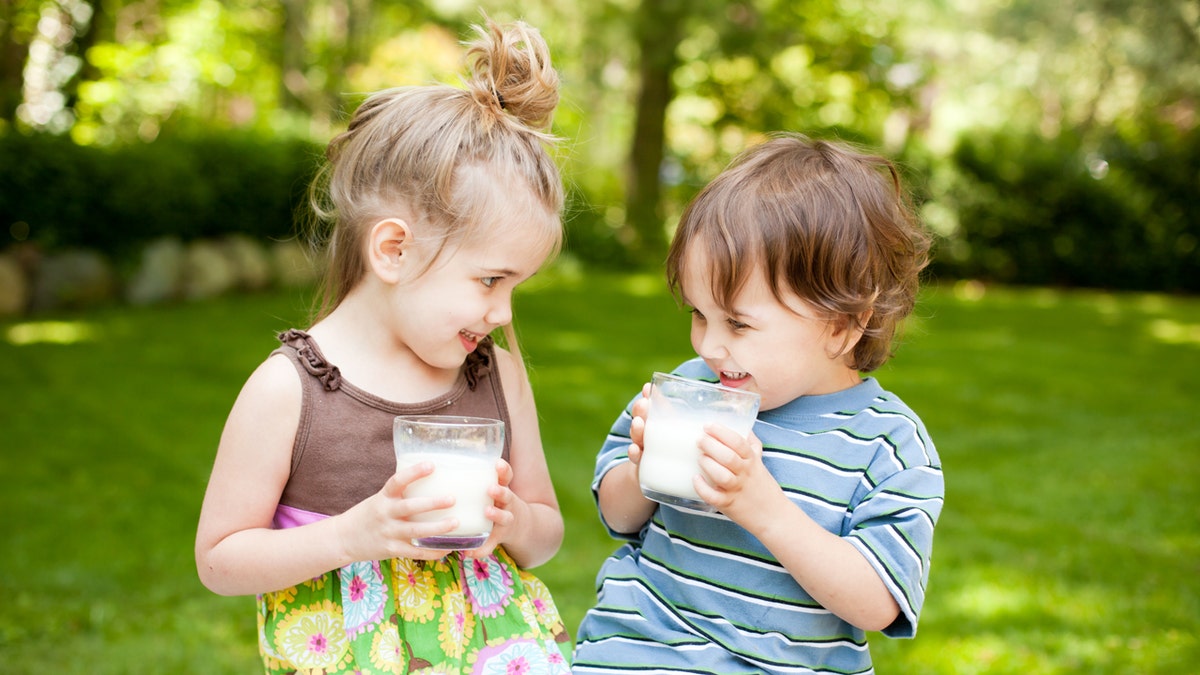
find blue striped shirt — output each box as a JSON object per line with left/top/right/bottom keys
{"left": 573, "top": 359, "right": 944, "bottom": 674}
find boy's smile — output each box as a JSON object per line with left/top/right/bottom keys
{"left": 680, "top": 246, "right": 865, "bottom": 411}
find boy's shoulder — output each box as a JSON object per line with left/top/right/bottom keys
{"left": 669, "top": 357, "right": 717, "bottom": 381}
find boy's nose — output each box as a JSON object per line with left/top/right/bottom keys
{"left": 695, "top": 329, "right": 728, "bottom": 360}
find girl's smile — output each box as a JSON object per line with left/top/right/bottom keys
{"left": 459, "top": 329, "right": 485, "bottom": 353}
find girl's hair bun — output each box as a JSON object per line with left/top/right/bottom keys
{"left": 464, "top": 17, "right": 559, "bottom": 135}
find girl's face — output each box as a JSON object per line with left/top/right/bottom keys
{"left": 679, "top": 246, "right": 864, "bottom": 411}
{"left": 390, "top": 205, "right": 556, "bottom": 372}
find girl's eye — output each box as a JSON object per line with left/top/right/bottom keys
{"left": 727, "top": 318, "right": 750, "bottom": 331}
{"left": 689, "top": 307, "right": 706, "bottom": 322}
{"left": 481, "top": 276, "right": 500, "bottom": 288}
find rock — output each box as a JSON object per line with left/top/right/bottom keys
{"left": 29, "top": 249, "right": 117, "bottom": 311}
{"left": 0, "top": 252, "right": 28, "bottom": 316}
{"left": 271, "top": 239, "right": 322, "bottom": 288}
{"left": 182, "top": 239, "right": 238, "bottom": 300}
{"left": 125, "top": 237, "right": 185, "bottom": 306}
{"left": 221, "top": 234, "right": 273, "bottom": 291}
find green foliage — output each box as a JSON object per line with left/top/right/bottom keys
{"left": 930, "top": 123, "right": 1200, "bottom": 292}
{"left": 1, "top": 276, "right": 1197, "bottom": 673}
{"left": 561, "top": 188, "right": 640, "bottom": 269}
{"left": 0, "top": 130, "right": 321, "bottom": 259}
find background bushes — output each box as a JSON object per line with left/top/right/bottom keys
{"left": 930, "top": 121, "right": 1200, "bottom": 292}
{"left": 0, "top": 132, "right": 321, "bottom": 264}
{"left": 2, "top": 125, "right": 1198, "bottom": 293}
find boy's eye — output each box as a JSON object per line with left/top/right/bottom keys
{"left": 481, "top": 276, "right": 500, "bottom": 288}
{"left": 727, "top": 318, "right": 750, "bottom": 330}
{"left": 688, "top": 307, "right": 705, "bottom": 321}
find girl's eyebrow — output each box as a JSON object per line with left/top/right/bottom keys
{"left": 480, "top": 266, "right": 520, "bottom": 276}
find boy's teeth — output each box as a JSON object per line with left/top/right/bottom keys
{"left": 723, "top": 371, "right": 748, "bottom": 379}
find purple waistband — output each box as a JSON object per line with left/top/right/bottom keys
{"left": 273, "top": 503, "right": 327, "bottom": 529}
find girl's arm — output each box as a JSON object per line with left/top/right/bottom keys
{"left": 480, "top": 347, "right": 564, "bottom": 569}
{"left": 695, "top": 426, "right": 901, "bottom": 632}
{"left": 195, "top": 355, "right": 456, "bottom": 596}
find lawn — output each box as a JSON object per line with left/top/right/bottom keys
{"left": 1, "top": 267, "right": 1197, "bottom": 673}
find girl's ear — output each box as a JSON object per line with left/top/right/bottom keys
{"left": 367, "top": 218, "right": 413, "bottom": 283}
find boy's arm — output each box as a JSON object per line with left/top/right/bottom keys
{"left": 595, "top": 388, "right": 657, "bottom": 536}
{"left": 597, "top": 459, "right": 657, "bottom": 534}
{"left": 695, "top": 424, "right": 901, "bottom": 632}
{"left": 749, "top": 493, "right": 902, "bottom": 631}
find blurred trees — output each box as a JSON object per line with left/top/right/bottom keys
{"left": 1, "top": 0, "right": 1197, "bottom": 289}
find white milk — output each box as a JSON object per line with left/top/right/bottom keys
{"left": 639, "top": 415, "right": 709, "bottom": 499}
{"left": 395, "top": 451, "right": 496, "bottom": 536}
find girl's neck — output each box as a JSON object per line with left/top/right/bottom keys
{"left": 306, "top": 292, "right": 460, "bottom": 403}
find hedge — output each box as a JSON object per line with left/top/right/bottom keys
{"left": 0, "top": 131, "right": 322, "bottom": 263}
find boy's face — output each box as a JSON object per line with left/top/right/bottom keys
{"left": 679, "top": 247, "right": 864, "bottom": 411}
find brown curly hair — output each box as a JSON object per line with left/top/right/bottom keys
{"left": 666, "top": 133, "right": 931, "bottom": 372}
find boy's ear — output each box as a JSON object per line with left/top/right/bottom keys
{"left": 368, "top": 218, "right": 412, "bottom": 283}
{"left": 829, "top": 310, "right": 872, "bottom": 358}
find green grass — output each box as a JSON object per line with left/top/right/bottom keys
{"left": 2, "top": 269, "right": 1197, "bottom": 673}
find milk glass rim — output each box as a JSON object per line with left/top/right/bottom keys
{"left": 650, "top": 371, "right": 761, "bottom": 402}
{"left": 392, "top": 415, "right": 505, "bottom": 429}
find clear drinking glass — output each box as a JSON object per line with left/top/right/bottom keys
{"left": 638, "top": 372, "right": 761, "bottom": 512}
{"left": 393, "top": 415, "right": 504, "bottom": 549}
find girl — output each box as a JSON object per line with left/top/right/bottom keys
{"left": 573, "top": 134, "right": 945, "bottom": 674}
{"left": 196, "top": 18, "right": 571, "bottom": 674}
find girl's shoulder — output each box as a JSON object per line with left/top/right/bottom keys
{"left": 239, "top": 349, "right": 304, "bottom": 408}
{"left": 484, "top": 340, "right": 531, "bottom": 395}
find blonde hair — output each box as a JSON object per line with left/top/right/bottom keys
{"left": 666, "top": 133, "right": 931, "bottom": 372}
{"left": 307, "top": 17, "right": 563, "bottom": 327}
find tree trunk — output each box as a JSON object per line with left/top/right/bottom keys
{"left": 279, "top": 0, "right": 308, "bottom": 112}
{"left": 624, "top": 0, "right": 688, "bottom": 264}
{"left": 0, "top": 1, "right": 33, "bottom": 123}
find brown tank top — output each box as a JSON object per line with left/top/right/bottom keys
{"left": 271, "top": 329, "right": 512, "bottom": 516}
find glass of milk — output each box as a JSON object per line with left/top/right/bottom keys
{"left": 639, "top": 372, "right": 761, "bottom": 512}
{"left": 393, "top": 415, "right": 504, "bottom": 549}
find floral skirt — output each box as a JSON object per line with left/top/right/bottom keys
{"left": 257, "top": 548, "right": 571, "bottom": 674}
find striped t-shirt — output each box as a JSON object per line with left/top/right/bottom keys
{"left": 573, "top": 358, "right": 944, "bottom": 674}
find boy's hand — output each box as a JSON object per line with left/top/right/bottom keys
{"left": 626, "top": 382, "right": 652, "bottom": 466}
{"left": 693, "top": 426, "right": 782, "bottom": 524}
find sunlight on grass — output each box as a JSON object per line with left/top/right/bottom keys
{"left": 946, "top": 570, "right": 1110, "bottom": 625}
{"left": 1147, "top": 318, "right": 1200, "bottom": 346}
{"left": 620, "top": 272, "right": 668, "bottom": 297}
{"left": 4, "top": 320, "right": 99, "bottom": 345}
{"left": 952, "top": 278, "right": 986, "bottom": 301}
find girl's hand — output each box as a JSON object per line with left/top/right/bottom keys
{"left": 693, "top": 426, "right": 781, "bottom": 525}
{"left": 336, "top": 461, "right": 462, "bottom": 562}
{"left": 462, "top": 458, "right": 520, "bottom": 559}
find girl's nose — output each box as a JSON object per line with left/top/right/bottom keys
{"left": 485, "top": 296, "right": 513, "bottom": 327}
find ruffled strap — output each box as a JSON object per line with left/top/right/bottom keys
{"left": 277, "top": 329, "right": 342, "bottom": 391}
{"left": 463, "top": 336, "right": 494, "bottom": 391}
